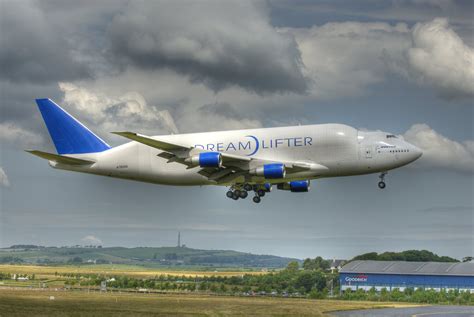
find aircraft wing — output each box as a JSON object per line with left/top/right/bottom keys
{"left": 112, "top": 131, "right": 327, "bottom": 183}
{"left": 113, "top": 131, "right": 251, "bottom": 167}
{"left": 112, "top": 132, "right": 191, "bottom": 152}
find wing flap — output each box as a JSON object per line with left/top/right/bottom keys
{"left": 26, "top": 150, "right": 95, "bottom": 165}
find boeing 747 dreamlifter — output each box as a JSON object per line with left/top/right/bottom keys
{"left": 28, "top": 99, "right": 422, "bottom": 203}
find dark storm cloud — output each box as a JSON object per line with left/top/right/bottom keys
{"left": 0, "top": 0, "right": 92, "bottom": 83}
{"left": 106, "top": 0, "right": 309, "bottom": 94}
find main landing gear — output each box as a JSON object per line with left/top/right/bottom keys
{"left": 378, "top": 172, "right": 387, "bottom": 189}
{"left": 226, "top": 184, "right": 268, "bottom": 203}
{"left": 226, "top": 188, "right": 248, "bottom": 200}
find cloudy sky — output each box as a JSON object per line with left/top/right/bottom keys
{"left": 0, "top": 0, "right": 473, "bottom": 260}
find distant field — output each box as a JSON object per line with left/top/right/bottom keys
{"left": 0, "top": 289, "right": 421, "bottom": 317}
{"left": 0, "top": 264, "right": 267, "bottom": 278}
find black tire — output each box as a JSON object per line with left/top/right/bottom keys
{"left": 234, "top": 189, "right": 241, "bottom": 197}
{"left": 378, "top": 181, "right": 386, "bottom": 189}
{"left": 232, "top": 193, "right": 239, "bottom": 200}
{"left": 257, "top": 189, "right": 265, "bottom": 197}
{"left": 226, "top": 191, "right": 234, "bottom": 198}
{"left": 253, "top": 196, "right": 261, "bottom": 203}
{"left": 244, "top": 184, "right": 253, "bottom": 191}
{"left": 240, "top": 190, "right": 248, "bottom": 199}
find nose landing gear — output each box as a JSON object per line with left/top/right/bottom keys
{"left": 378, "top": 172, "right": 387, "bottom": 189}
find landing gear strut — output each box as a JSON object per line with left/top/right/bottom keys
{"left": 378, "top": 172, "right": 387, "bottom": 189}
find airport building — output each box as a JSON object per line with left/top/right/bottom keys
{"left": 340, "top": 260, "right": 474, "bottom": 292}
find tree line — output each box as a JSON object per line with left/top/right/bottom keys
{"left": 351, "top": 250, "right": 458, "bottom": 262}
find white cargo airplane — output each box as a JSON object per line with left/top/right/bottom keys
{"left": 28, "top": 99, "right": 422, "bottom": 203}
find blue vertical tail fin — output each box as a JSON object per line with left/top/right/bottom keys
{"left": 35, "top": 98, "right": 111, "bottom": 155}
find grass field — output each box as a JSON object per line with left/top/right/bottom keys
{"left": 0, "top": 264, "right": 266, "bottom": 279}
{"left": 0, "top": 289, "right": 421, "bottom": 317}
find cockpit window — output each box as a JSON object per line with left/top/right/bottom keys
{"left": 386, "top": 134, "right": 397, "bottom": 138}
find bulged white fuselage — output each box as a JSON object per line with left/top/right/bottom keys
{"left": 52, "top": 123, "right": 422, "bottom": 186}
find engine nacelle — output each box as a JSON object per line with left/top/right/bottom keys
{"left": 187, "top": 152, "right": 222, "bottom": 168}
{"left": 252, "top": 163, "right": 286, "bottom": 179}
{"left": 277, "top": 180, "right": 310, "bottom": 192}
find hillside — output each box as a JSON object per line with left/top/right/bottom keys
{"left": 0, "top": 246, "right": 299, "bottom": 268}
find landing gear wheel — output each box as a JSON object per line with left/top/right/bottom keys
{"left": 234, "top": 189, "right": 242, "bottom": 197}
{"left": 253, "top": 196, "right": 261, "bottom": 203}
{"left": 243, "top": 184, "right": 253, "bottom": 192}
{"left": 378, "top": 172, "right": 387, "bottom": 189}
{"left": 226, "top": 191, "right": 234, "bottom": 198}
{"left": 232, "top": 193, "right": 239, "bottom": 200}
{"left": 239, "top": 190, "right": 248, "bottom": 199}
{"left": 257, "top": 189, "right": 266, "bottom": 197}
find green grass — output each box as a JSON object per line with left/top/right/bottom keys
{"left": 0, "top": 289, "right": 422, "bottom": 317}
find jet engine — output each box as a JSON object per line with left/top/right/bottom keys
{"left": 252, "top": 163, "right": 286, "bottom": 179}
{"left": 186, "top": 152, "right": 222, "bottom": 168}
{"left": 277, "top": 180, "right": 310, "bottom": 192}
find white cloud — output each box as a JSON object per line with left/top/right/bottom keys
{"left": 284, "top": 21, "right": 411, "bottom": 98}
{"left": 0, "top": 167, "right": 10, "bottom": 187}
{"left": 59, "top": 82, "right": 179, "bottom": 138}
{"left": 81, "top": 235, "right": 102, "bottom": 245}
{"left": 59, "top": 69, "right": 265, "bottom": 134}
{"left": 285, "top": 18, "right": 473, "bottom": 100}
{"left": 404, "top": 123, "right": 474, "bottom": 172}
{"left": 406, "top": 18, "right": 474, "bottom": 98}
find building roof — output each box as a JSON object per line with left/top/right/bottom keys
{"left": 340, "top": 260, "right": 474, "bottom": 277}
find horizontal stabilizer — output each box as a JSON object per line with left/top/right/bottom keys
{"left": 26, "top": 150, "right": 95, "bottom": 165}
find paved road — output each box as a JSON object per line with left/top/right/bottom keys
{"left": 332, "top": 305, "right": 474, "bottom": 317}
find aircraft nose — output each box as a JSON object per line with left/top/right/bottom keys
{"left": 410, "top": 144, "right": 423, "bottom": 160}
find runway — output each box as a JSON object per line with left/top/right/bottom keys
{"left": 332, "top": 305, "right": 474, "bottom": 317}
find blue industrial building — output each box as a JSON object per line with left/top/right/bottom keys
{"left": 340, "top": 260, "right": 474, "bottom": 292}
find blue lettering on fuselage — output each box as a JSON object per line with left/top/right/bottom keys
{"left": 239, "top": 141, "right": 251, "bottom": 150}
{"left": 195, "top": 135, "right": 313, "bottom": 156}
